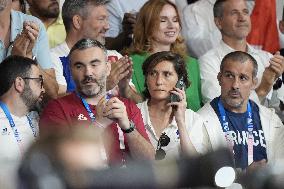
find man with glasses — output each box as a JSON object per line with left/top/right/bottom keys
{"left": 0, "top": 55, "right": 45, "bottom": 189}
{"left": 0, "top": 0, "right": 58, "bottom": 100}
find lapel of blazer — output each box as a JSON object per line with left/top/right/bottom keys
{"left": 258, "top": 106, "right": 271, "bottom": 156}
{"left": 202, "top": 103, "right": 227, "bottom": 150}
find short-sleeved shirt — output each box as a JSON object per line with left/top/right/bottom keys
{"left": 39, "top": 92, "right": 150, "bottom": 164}
{"left": 210, "top": 97, "right": 267, "bottom": 169}
{"left": 0, "top": 10, "right": 54, "bottom": 69}
{"left": 0, "top": 109, "right": 38, "bottom": 189}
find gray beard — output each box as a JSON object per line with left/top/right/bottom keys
{"left": 81, "top": 85, "right": 105, "bottom": 98}
{"left": 224, "top": 98, "right": 244, "bottom": 110}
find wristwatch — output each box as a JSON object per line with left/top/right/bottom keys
{"left": 121, "top": 120, "right": 136, "bottom": 133}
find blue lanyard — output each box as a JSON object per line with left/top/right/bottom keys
{"left": 217, "top": 99, "right": 254, "bottom": 164}
{"left": 77, "top": 93, "right": 96, "bottom": 123}
{"left": 76, "top": 93, "right": 111, "bottom": 123}
{"left": 217, "top": 99, "right": 253, "bottom": 135}
{"left": 0, "top": 101, "right": 37, "bottom": 143}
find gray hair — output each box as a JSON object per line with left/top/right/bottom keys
{"left": 213, "top": 0, "right": 227, "bottom": 18}
{"left": 220, "top": 51, "right": 258, "bottom": 78}
{"left": 69, "top": 38, "right": 107, "bottom": 58}
{"left": 62, "top": 0, "right": 110, "bottom": 32}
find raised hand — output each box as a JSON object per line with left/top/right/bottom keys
{"left": 11, "top": 21, "right": 39, "bottom": 59}
{"left": 167, "top": 87, "right": 187, "bottom": 125}
{"left": 106, "top": 55, "right": 132, "bottom": 91}
{"left": 122, "top": 12, "right": 137, "bottom": 37}
{"left": 24, "top": 21, "right": 39, "bottom": 58}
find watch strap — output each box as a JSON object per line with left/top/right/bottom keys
{"left": 121, "top": 120, "right": 135, "bottom": 133}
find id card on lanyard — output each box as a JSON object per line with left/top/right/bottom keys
{"left": 0, "top": 101, "right": 37, "bottom": 156}
{"left": 217, "top": 99, "right": 254, "bottom": 166}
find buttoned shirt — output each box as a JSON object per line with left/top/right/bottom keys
{"left": 199, "top": 40, "right": 273, "bottom": 104}
{"left": 181, "top": 0, "right": 255, "bottom": 58}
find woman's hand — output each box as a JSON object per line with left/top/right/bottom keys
{"left": 167, "top": 87, "right": 187, "bottom": 125}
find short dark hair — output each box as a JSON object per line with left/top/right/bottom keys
{"left": 220, "top": 51, "right": 258, "bottom": 78}
{"left": 69, "top": 38, "right": 107, "bottom": 58}
{"left": 142, "top": 51, "right": 190, "bottom": 99}
{"left": 213, "top": 0, "right": 227, "bottom": 18}
{"left": 62, "top": 0, "right": 110, "bottom": 32}
{"left": 0, "top": 55, "right": 38, "bottom": 96}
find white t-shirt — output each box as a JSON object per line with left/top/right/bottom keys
{"left": 0, "top": 109, "right": 38, "bottom": 189}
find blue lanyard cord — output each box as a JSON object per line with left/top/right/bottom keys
{"left": 217, "top": 99, "right": 254, "bottom": 165}
{"left": 217, "top": 99, "right": 253, "bottom": 134}
{"left": 247, "top": 104, "right": 253, "bottom": 134}
{"left": 26, "top": 115, "right": 37, "bottom": 137}
{"left": 76, "top": 93, "right": 112, "bottom": 124}
{"left": 0, "top": 102, "right": 37, "bottom": 143}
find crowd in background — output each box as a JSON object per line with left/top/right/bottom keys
{"left": 1, "top": 0, "right": 284, "bottom": 188}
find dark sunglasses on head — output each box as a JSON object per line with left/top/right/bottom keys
{"left": 155, "top": 133, "right": 170, "bottom": 160}
{"left": 23, "top": 75, "right": 44, "bottom": 89}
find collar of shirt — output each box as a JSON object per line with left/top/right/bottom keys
{"left": 53, "top": 14, "right": 63, "bottom": 26}
{"left": 219, "top": 40, "right": 258, "bottom": 58}
{"left": 142, "top": 100, "right": 178, "bottom": 141}
{"left": 59, "top": 40, "right": 70, "bottom": 53}
{"left": 208, "top": 0, "right": 216, "bottom": 5}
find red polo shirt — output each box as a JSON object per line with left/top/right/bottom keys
{"left": 39, "top": 92, "right": 150, "bottom": 164}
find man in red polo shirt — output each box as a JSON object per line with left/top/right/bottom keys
{"left": 39, "top": 38, "right": 154, "bottom": 164}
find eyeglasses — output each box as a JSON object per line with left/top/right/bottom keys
{"left": 155, "top": 133, "right": 170, "bottom": 160}
{"left": 23, "top": 75, "right": 44, "bottom": 89}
